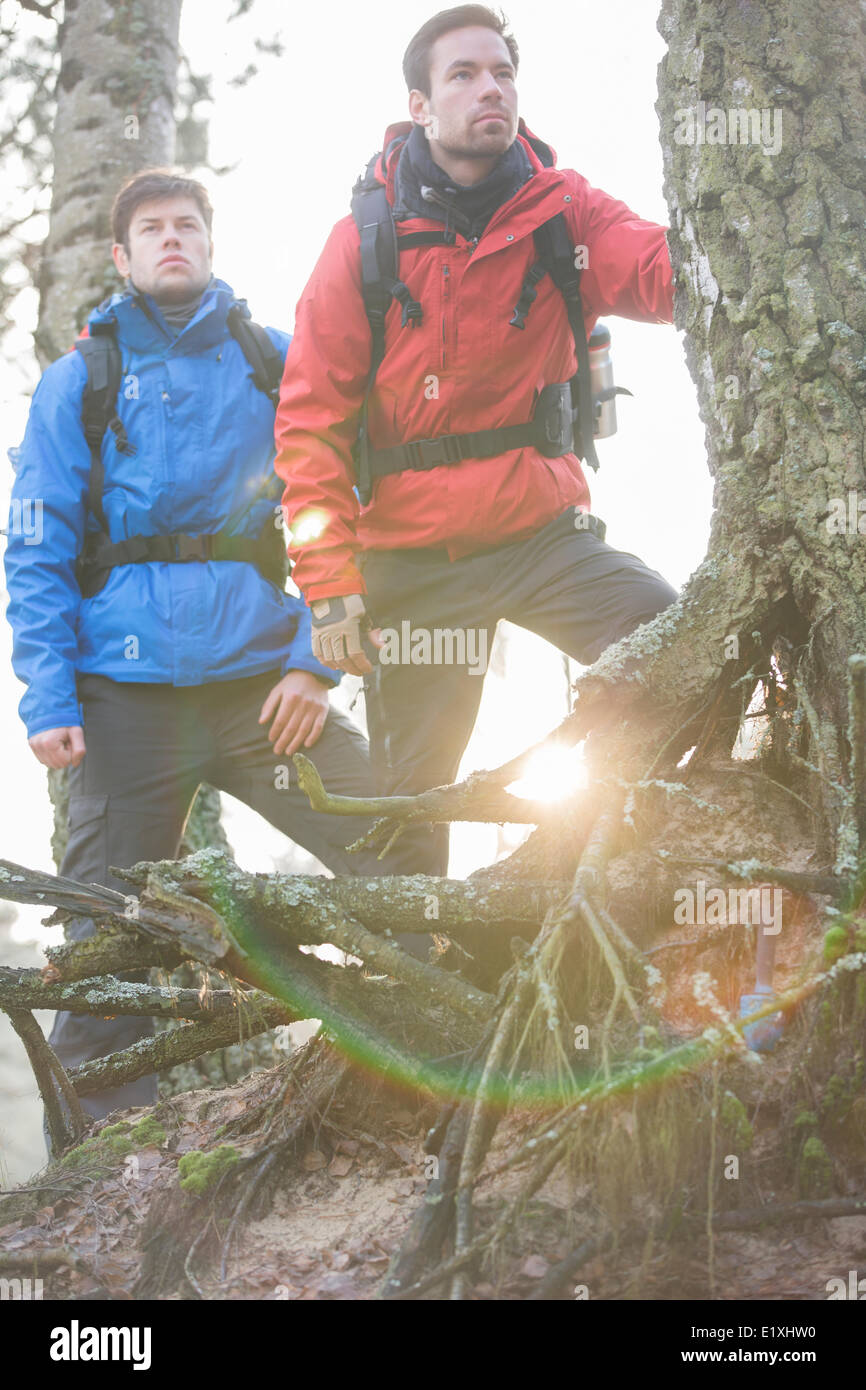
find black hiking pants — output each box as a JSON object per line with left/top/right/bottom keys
{"left": 49, "top": 669, "right": 379, "bottom": 1122}
{"left": 361, "top": 507, "right": 678, "bottom": 877}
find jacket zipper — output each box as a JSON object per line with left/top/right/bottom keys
{"left": 441, "top": 263, "right": 450, "bottom": 370}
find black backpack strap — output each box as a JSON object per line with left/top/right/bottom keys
{"left": 226, "top": 306, "right": 284, "bottom": 407}
{"left": 509, "top": 261, "right": 549, "bottom": 330}
{"left": 77, "top": 523, "right": 289, "bottom": 600}
{"left": 533, "top": 213, "right": 601, "bottom": 473}
{"left": 75, "top": 329, "right": 133, "bottom": 536}
{"left": 351, "top": 154, "right": 425, "bottom": 505}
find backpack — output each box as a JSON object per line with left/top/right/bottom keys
{"left": 74, "top": 304, "right": 288, "bottom": 598}
{"left": 349, "top": 145, "right": 626, "bottom": 506}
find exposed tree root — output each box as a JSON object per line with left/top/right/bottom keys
{"left": 3, "top": 627, "right": 865, "bottom": 1298}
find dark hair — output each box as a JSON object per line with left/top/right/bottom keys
{"left": 111, "top": 169, "right": 213, "bottom": 250}
{"left": 403, "top": 5, "right": 519, "bottom": 95}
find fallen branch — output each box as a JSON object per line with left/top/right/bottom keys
{"left": 68, "top": 992, "right": 290, "bottom": 1097}
{"left": 293, "top": 753, "right": 555, "bottom": 833}
{"left": 126, "top": 855, "right": 498, "bottom": 1024}
{"left": 0, "top": 966, "right": 251, "bottom": 1021}
{"left": 701, "top": 1194, "right": 866, "bottom": 1230}
{"left": 5, "top": 1008, "right": 85, "bottom": 1152}
{"left": 294, "top": 910, "right": 493, "bottom": 1024}
{"left": 0, "top": 855, "right": 562, "bottom": 961}
{"left": 62, "top": 936, "right": 482, "bottom": 1103}
{"left": 44, "top": 930, "right": 186, "bottom": 983}
{"left": 287, "top": 697, "right": 617, "bottom": 849}
{"left": 0, "top": 1248, "right": 91, "bottom": 1276}
{"left": 658, "top": 854, "right": 840, "bottom": 897}
{"left": 0, "top": 858, "right": 230, "bottom": 965}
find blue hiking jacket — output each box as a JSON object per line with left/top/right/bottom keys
{"left": 4, "top": 277, "right": 336, "bottom": 739}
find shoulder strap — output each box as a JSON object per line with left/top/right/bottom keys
{"left": 350, "top": 152, "right": 435, "bottom": 334}
{"left": 75, "top": 328, "right": 126, "bottom": 536}
{"left": 352, "top": 155, "right": 398, "bottom": 329}
{"left": 534, "top": 212, "right": 600, "bottom": 473}
{"left": 226, "top": 307, "right": 284, "bottom": 407}
{"left": 351, "top": 156, "right": 402, "bottom": 505}
{"left": 350, "top": 154, "right": 438, "bottom": 502}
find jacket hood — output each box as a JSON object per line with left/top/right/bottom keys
{"left": 374, "top": 118, "right": 558, "bottom": 203}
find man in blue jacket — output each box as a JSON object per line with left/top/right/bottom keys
{"left": 5, "top": 169, "right": 381, "bottom": 1123}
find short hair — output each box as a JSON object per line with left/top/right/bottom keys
{"left": 403, "top": 5, "right": 519, "bottom": 95}
{"left": 111, "top": 169, "right": 213, "bottom": 250}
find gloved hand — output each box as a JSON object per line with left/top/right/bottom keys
{"left": 310, "top": 594, "right": 382, "bottom": 677}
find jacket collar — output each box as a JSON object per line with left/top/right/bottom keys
{"left": 372, "top": 119, "right": 570, "bottom": 259}
{"left": 393, "top": 121, "right": 533, "bottom": 239}
{"left": 86, "top": 277, "right": 245, "bottom": 353}
{"left": 377, "top": 117, "right": 559, "bottom": 205}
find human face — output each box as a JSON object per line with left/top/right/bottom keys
{"left": 112, "top": 195, "right": 213, "bottom": 304}
{"left": 408, "top": 25, "right": 519, "bottom": 186}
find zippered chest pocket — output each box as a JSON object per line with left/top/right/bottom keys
{"left": 440, "top": 263, "right": 452, "bottom": 371}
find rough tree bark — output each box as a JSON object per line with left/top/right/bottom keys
{"left": 35, "top": 0, "right": 181, "bottom": 365}
{"left": 640, "top": 0, "right": 866, "bottom": 867}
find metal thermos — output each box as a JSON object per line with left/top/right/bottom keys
{"left": 588, "top": 323, "right": 617, "bottom": 439}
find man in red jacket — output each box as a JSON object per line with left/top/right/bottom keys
{"left": 275, "top": 4, "right": 678, "bottom": 879}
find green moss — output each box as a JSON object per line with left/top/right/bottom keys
{"left": 63, "top": 1124, "right": 131, "bottom": 1169}
{"left": 823, "top": 926, "right": 850, "bottom": 966}
{"left": 61, "top": 1116, "right": 168, "bottom": 1171}
{"left": 177, "top": 1145, "right": 240, "bottom": 1195}
{"left": 130, "top": 1117, "right": 166, "bottom": 1147}
{"left": 62, "top": 1138, "right": 102, "bottom": 1170}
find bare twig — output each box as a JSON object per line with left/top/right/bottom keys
{"left": 293, "top": 752, "right": 558, "bottom": 844}
{"left": 4, "top": 1008, "right": 80, "bottom": 1153}
{"left": 656, "top": 854, "right": 840, "bottom": 896}
{"left": 450, "top": 951, "right": 534, "bottom": 1299}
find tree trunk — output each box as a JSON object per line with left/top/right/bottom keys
{"left": 34, "top": 1, "right": 232, "bottom": 875}
{"left": 652, "top": 0, "right": 866, "bottom": 871}
{"left": 36, "top": 0, "right": 182, "bottom": 366}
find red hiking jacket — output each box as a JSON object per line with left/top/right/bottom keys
{"left": 275, "top": 121, "right": 674, "bottom": 602}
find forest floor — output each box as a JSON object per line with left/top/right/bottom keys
{"left": 2, "top": 760, "right": 863, "bottom": 1300}
{"left": 1, "top": 1069, "right": 863, "bottom": 1301}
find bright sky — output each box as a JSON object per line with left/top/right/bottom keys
{"left": 0, "top": 0, "right": 711, "bottom": 932}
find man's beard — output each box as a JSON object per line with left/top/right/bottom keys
{"left": 437, "top": 129, "right": 513, "bottom": 164}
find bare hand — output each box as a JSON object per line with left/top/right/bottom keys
{"left": 29, "top": 725, "right": 86, "bottom": 769}
{"left": 258, "top": 670, "right": 331, "bottom": 756}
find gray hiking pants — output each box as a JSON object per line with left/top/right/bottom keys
{"left": 50, "top": 669, "right": 379, "bottom": 1120}
{"left": 361, "top": 507, "right": 678, "bottom": 877}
